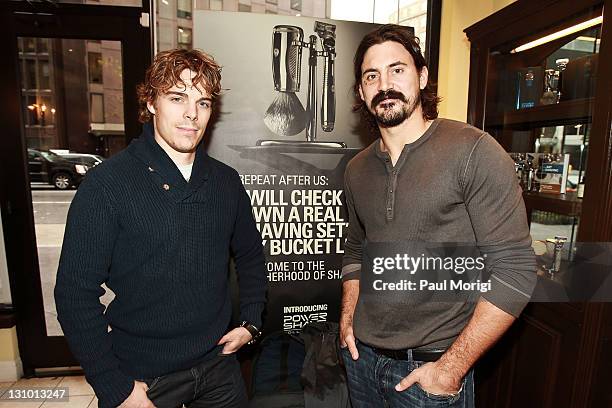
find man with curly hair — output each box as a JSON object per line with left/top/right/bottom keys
{"left": 55, "top": 49, "right": 266, "bottom": 408}
{"left": 339, "top": 25, "right": 536, "bottom": 407}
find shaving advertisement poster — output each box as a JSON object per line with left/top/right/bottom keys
{"left": 195, "top": 11, "right": 383, "bottom": 334}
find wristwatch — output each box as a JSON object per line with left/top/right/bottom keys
{"left": 240, "top": 321, "right": 262, "bottom": 345}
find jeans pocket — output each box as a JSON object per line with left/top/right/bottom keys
{"left": 415, "top": 377, "right": 465, "bottom": 404}
{"left": 216, "top": 353, "right": 243, "bottom": 387}
{"left": 217, "top": 351, "right": 238, "bottom": 360}
{"left": 339, "top": 341, "right": 359, "bottom": 359}
{"left": 145, "top": 376, "right": 162, "bottom": 393}
{"left": 339, "top": 338, "right": 359, "bottom": 350}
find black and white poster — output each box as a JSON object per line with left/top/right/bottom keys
{"left": 195, "top": 11, "right": 377, "bottom": 334}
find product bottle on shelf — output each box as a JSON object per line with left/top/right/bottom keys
{"left": 577, "top": 174, "right": 585, "bottom": 198}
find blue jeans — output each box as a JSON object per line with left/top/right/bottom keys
{"left": 141, "top": 352, "right": 248, "bottom": 408}
{"left": 341, "top": 341, "right": 474, "bottom": 407}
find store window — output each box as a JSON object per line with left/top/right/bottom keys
{"left": 36, "top": 38, "right": 49, "bottom": 54}
{"left": 158, "top": 0, "right": 175, "bottom": 19}
{"left": 291, "top": 0, "right": 302, "bottom": 12}
{"left": 177, "top": 0, "right": 192, "bottom": 19}
{"left": 22, "top": 95, "right": 56, "bottom": 127}
{"left": 178, "top": 27, "right": 192, "bottom": 49}
{"left": 38, "top": 60, "right": 51, "bottom": 90}
{"left": 88, "top": 52, "right": 104, "bottom": 84}
{"left": 39, "top": 96, "right": 55, "bottom": 126}
{"left": 24, "top": 37, "right": 36, "bottom": 53}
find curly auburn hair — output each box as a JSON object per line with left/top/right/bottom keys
{"left": 136, "top": 48, "right": 222, "bottom": 123}
{"left": 353, "top": 24, "right": 441, "bottom": 134}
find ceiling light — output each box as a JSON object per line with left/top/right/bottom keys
{"left": 511, "top": 15, "right": 602, "bottom": 53}
{"left": 576, "top": 36, "right": 601, "bottom": 43}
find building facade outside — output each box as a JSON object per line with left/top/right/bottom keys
{"left": 19, "top": 37, "right": 125, "bottom": 158}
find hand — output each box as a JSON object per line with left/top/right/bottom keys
{"left": 118, "top": 381, "right": 156, "bottom": 408}
{"left": 339, "top": 320, "right": 359, "bottom": 360}
{"left": 395, "top": 361, "right": 462, "bottom": 396}
{"left": 217, "top": 327, "right": 252, "bottom": 354}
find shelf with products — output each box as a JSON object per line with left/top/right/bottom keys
{"left": 486, "top": 97, "right": 594, "bottom": 129}
{"left": 523, "top": 190, "right": 582, "bottom": 217}
{"left": 507, "top": 128, "right": 588, "bottom": 261}
{"left": 507, "top": 123, "right": 589, "bottom": 216}
{"left": 480, "top": 24, "right": 598, "bottom": 221}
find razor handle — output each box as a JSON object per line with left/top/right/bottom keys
{"left": 321, "top": 55, "right": 335, "bottom": 132}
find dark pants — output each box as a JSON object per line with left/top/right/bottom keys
{"left": 143, "top": 353, "right": 248, "bottom": 408}
{"left": 341, "top": 341, "right": 475, "bottom": 408}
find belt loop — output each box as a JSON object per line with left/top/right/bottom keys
{"left": 407, "top": 348, "right": 413, "bottom": 362}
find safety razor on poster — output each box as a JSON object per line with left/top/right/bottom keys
{"left": 265, "top": 21, "right": 337, "bottom": 142}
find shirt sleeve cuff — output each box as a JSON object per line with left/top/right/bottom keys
{"left": 342, "top": 264, "right": 361, "bottom": 282}
{"left": 88, "top": 370, "right": 134, "bottom": 408}
{"left": 240, "top": 302, "right": 265, "bottom": 329}
{"left": 481, "top": 274, "right": 536, "bottom": 317}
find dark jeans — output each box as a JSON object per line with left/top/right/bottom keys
{"left": 341, "top": 341, "right": 474, "bottom": 408}
{"left": 142, "top": 353, "right": 248, "bottom": 408}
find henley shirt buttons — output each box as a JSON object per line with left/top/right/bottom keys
{"left": 163, "top": 183, "right": 170, "bottom": 190}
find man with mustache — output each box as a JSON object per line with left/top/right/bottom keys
{"left": 340, "top": 25, "right": 536, "bottom": 407}
{"left": 55, "top": 49, "right": 267, "bottom": 408}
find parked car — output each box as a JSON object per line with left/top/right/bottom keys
{"left": 50, "top": 150, "right": 105, "bottom": 167}
{"left": 27, "top": 149, "right": 103, "bottom": 190}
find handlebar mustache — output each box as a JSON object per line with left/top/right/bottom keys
{"left": 371, "top": 90, "right": 407, "bottom": 107}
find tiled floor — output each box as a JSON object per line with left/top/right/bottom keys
{"left": 0, "top": 376, "right": 97, "bottom": 408}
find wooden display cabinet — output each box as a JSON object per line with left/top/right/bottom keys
{"left": 465, "top": 0, "right": 612, "bottom": 406}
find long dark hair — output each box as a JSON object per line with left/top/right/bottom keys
{"left": 353, "top": 24, "right": 440, "bottom": 133}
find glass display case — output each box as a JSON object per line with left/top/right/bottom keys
{"left": 469, "top": 3, "right": 603, "bottom": 263}
{"left": 465, "top": 1, "right": 612, "bottom": 406}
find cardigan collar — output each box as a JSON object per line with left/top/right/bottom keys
{"left": 127, "top": 122, "right": 211, "bottom": 193}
